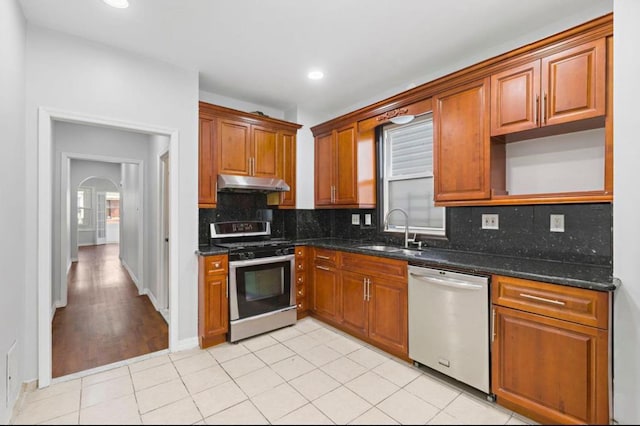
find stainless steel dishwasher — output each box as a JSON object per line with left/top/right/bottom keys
{"left": 408, "top": 265, "right": 491, "bottom": 394}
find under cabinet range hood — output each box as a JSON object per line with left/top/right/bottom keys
{"left": 217, "top": 174, "right": 290, "bottom": 193}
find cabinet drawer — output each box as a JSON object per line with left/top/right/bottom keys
{"left": 341, "top": 252, "right": 407, "bottom": 280}
{"left": 492, "top": 275, "right": 609, "bottom": 329}
{"left": 203, "top": 255, "right": 228, "bottom": 275}
{"left": 313, "top": 248, "right": 338, "bottom": 265}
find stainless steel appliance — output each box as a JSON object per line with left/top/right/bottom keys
{"left": 408, "top": 265, "right": 491, "bottom": 394}
{"left": 211, "top": 221, "right": 296, "bottom": 342}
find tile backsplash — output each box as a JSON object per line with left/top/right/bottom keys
{"left": 199, "top": 193, "right": 612, "bottom": 266}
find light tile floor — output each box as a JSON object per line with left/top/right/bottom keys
{"left": 11, "top": 317, "right": 536, "bottom": 425}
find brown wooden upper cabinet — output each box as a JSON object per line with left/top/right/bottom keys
{"left": 218, "top": 120, "right": 278, "bottom": 178}
{"left": 433, "top": 78, "right": 492, "bottom": 202}
{"left": 198, "top": 102, "right": 301, "bottom": 208}
{"left": 313, "top": 122, "right": 376, "bottom": 208}
{"left": 491, "top": 38, "right": 606, "bottom": 136}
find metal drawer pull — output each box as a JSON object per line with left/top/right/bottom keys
{"left": 316, "top": 265, "right": 330, "bottom": 271}
{"left": 317, "top": 255, "right": 330, "bottom": 260}
{"left": 519, "top": 293, "right": 565, "bottom": 306}
{"left": 491, "top": 308, "right": 496, "bottom": 343}
{"left": 363, "top": 278, "right": 367, "bottom": 301}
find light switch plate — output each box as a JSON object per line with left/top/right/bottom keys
{"left": 481, "top": 214, "right": 499, "bottom": 230}
{"left": 550, "top": 214, "right": 565, "bottom": 232}
{"left": 352, "top": 213, "right": 361, "bottom": 225}
{"left": 364, "top": 213, "right": 372, "bottom": 226}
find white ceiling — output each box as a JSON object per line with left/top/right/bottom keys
{"left": 19, "top": 0, "right": 613, "bottom": 119}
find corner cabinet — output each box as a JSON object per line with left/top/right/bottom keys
{"left": 312, "top": 122, "right": 376, "bottom": 208}
{"left": 433, "top": 78, "right": 492, "bottom": 202}
{"left": 491, "top": 275, "right": 611, "bottom": 425}
{"left": 198, "top": 102, "right": 302, "bottom": 208}
{"left": 198, "top": 254, "right": 229, "bottom": 348}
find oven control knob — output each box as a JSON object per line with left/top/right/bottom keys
{"left": 238, "top": 252, "right": 247, "bottom": 260}
{"left": 276, "top": 249, "right": 283, "bottom": 256}
{"left": 247, "top": 252, "right": 256, "bottom": 259}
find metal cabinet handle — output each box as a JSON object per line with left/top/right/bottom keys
{"left": 535, "top": 95, "right": 539, "bottom": 125}
{"left": 316, "top": 255, "right": 330, "bottom": 260}
{"left": 543, "top": 92, "right": 547, "bottom": 125}
{"left": 316, "top": 265, "right": 330, "bottom": 271}
{"left": 225, "top": 277, "right": 228, "bottom": 299}
{"left": 363, "top": 278, "right": 367, "bottom": 301}
{"left": 491, "top": 308, "right": 496, "bottom": 343}
{"left": 519, "top": 293, "right": 566, "bottom": 306}
{"left": 366, "top": 278, "right": 371, "bottom": 301}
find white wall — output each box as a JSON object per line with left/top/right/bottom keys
{"left": 121, "top": 163, "right": 141, "bottom": 287}
{"left": 25, "top": 25, "right": 199, "bottom": 381}
{"left": 505, "top": 128, "right": 605, "bottom": 195}
{"left": 613, "top": 0, "right": 640, "bottom": 423}
{"left": 199, "top": 90, "right": 286, "bottom": 120}
{"left": 0, "top": 0, "right": 26, "bottom": 422}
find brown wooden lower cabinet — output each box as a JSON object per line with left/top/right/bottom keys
{"left": 198, "top": 254, "right": 229, "bottom": 348}
{"left": 295, "top": 246, "right": 309, "bottom": 318}
{"left": 491, "top": 275, "right": 611, "bottom": 425}
{"left": 310, "top": 249, "right": 408, "bottom": 359}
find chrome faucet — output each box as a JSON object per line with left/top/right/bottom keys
{"left": 384, "top": 208, "right": 410, "bottom": 248}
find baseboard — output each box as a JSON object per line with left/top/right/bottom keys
{"left": 120, "top": 259, "right": 141, "bottom": 292}
{"left": 142, "top": 288, "right": 160, "bottom": 311}
{"left": 50, "top": 301, "right": 65, "bottom": 323}
{"left": 175, "top": 337, "right": 199, "bottom": 353}
{"left": 8, "top": 379, "right": 37, "bottom": 424}
{"left": 71, "top": 257, "right": 78, "bottom": 263}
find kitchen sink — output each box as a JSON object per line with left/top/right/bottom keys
{"left": 357, "top": 244, "right": 403, "bottom": 252}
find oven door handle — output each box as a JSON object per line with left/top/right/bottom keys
{"left": 229, "top": 254, "right": 295, "bottom": 267}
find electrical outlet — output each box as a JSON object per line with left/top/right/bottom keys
{"left": 550, "top": 214, "right": 565, "bottom": 232}
{"left": 364, "top": 213, "right": 372, "bottom": 226}
{"left": 351, "top": 213, "right": 360, "bottom": 225}
{"left": 481, "top": 214, "right": 499, "bottom": 230}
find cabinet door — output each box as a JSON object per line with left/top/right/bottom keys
{"left": 491, "top": 60, "right": 541, "bottom": 136}
{"left": 198, "top": 116, "right": 217, "bottom": 207}
{"left": 341, "top": 270, "right": 368, "bottom": 336}
{"left": 252, "top": 125, "right": 279, "bottom": 177}
{"left": 433, "top": 78, "right": 491, "bottom": 202}
{"left": 314, "top": 132, "right": 335, "bottom": 206}
{"left": 542, "top": 38, "right": 606, "bottom": 126}
{"left": 368, "top": 277, "right": 408, "bottom": 356}
{"left": 492, "top": 306, "right": 609, "bottom": 425}
{"left": 278, "top": 130, "right": 296, "bottom": 207}
{"left": 218, "top": 119, "right": 251, "bottom": 176}
{"left": 334, "top": 124, "right": 358, "bottom": 205}
{"left": 202, "top": 274, "right": 228, "bottom": 340}
{"left": 311, "top": 263, "right": 341, "bottom": 322}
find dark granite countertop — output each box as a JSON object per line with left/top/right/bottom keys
{"left": 195, "top": 245, "right": 229, "bottom": 256}
{"left": 294, "top": 238, "right": 619, "bottom": 292}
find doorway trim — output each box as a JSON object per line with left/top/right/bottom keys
{"left": 38, "top": 107, "right": 180, "bottom": 388}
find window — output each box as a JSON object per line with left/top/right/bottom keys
{"left": 381, "top": 113, "right": 446, "bottom": 236}
{"left": 106, "top": 192, "right": 120, "bottom": 223}
{"left": 77, "top": 187, "right": 93, "bottom": 230}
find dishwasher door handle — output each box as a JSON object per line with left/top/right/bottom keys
{"left": 409, "top": 273, "right": 484, "bottom": 290}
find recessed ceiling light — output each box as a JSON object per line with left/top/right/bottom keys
{"left": 102, "top": 0, "right": 129, "bottom": 9}
{"left": 308, "top": 71, "right": 324, "bottom": 80}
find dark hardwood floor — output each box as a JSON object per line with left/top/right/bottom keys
{"left": 52, "top": 244, "right": 168, "bottom": 378}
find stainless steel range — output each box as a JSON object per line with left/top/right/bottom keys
{"left": 210, "top": 221, "right": 296, "bottom": 343}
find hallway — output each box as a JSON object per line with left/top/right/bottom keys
{"left": 52, "top": 244, "right": 168, "bottom": 378}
